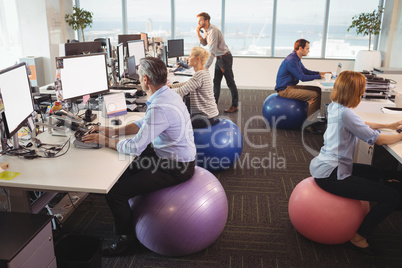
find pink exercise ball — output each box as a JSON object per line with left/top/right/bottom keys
{"left": 288, "top": 177, "right": 370, "bottom": 245}
{"left": 129, "top": 166, "right": 228, "bottom": 256}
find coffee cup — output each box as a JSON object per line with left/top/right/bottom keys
{"left": 324, "top": 73, "right": 331, "bottom": 82}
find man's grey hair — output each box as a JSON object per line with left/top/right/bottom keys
{"left": 139, "top": 57, "right": 167, "bottom": 86}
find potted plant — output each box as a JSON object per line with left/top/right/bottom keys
{"left": 347, "top": 6, "right": 384, "bottom": 71}
{"left": 65, "top": 6, "right": 93, "bottom": 42}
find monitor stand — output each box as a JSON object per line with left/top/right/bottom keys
{"left": 11, "top": 132, "right": 20, "bottom": 150}
{"left": 83, "top": 108, "right": 97, "bottom": 122}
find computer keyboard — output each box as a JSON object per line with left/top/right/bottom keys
{"left": 110, "top": 85, "right": 138, "bottom": 90}
{"left": 73, "top": 129, "right": 101, "bottom": 149}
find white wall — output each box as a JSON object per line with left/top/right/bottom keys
{"left": 16, "top": 0, "right": 74, "bottom": 85}
{"left": 16, "top": 0, "right": 51, "bottom": 83}
{"left": 388, "top": 1, "right": 402, "bottom": 69}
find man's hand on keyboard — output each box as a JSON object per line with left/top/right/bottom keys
{"left": 82, "top": 129, "right": 120, "bottom": 150}
{"left": 89, "top": 126, "right": 115, "bottom": 137}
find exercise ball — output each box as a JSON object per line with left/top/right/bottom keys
{"left": 262, "top": 93, "right": 308, "bottom": 130}
{"left": 129, "top": 166, "right": 228, "bottom": 256}
{"left": 193, "top": 118, "right": 243, "bottom": 171}
{"left": 288, "top": 177, "right": 370, "bottom": 245}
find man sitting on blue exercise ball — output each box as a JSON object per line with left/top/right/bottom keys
{"left": 275, "top": 39, "right": 331, "bottom": 134}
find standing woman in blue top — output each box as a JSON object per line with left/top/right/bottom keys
{"left": 310, "top": 71, "right": 402, "bottom": 255}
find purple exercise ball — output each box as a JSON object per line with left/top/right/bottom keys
{"left": 129, "top": 166, "right": 228, "bottom": 256}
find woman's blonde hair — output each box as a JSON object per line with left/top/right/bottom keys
{"left": 191, "top": 47, "right": 210, "bottom": 66}
{"left": 330, "top": 71, "right": 366, "bottom": 108}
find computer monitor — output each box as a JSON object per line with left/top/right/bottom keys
{"left": 94, "top": 37, "right": 112, "bottom": 58}
{"left": 117, "top": 43, "right": 125, "bottom": 80}
{"left": 118, "top": 34, "right": 141, "bottom": 52}
{"left": 127, "top": 40, "right": 145, "bottom": 67}
{"left": 167, "top": 39, "right": 184, "bottom": 60}
{"left": 160, "top": 45, "right": 168, "bottom": 66}
{"left": 0, "top": 63, "right": 35, "bottom": 140}
{"left": 64, "top": 41, "right": 103, "bottom": 56}
{"left": 141, "top": 32, "right": 149, "bottom": 52}
{"left": 56, "top": 53, "right": 109, "bottom": 101}
{"left": 126, "top": 56, "right": 136, "bottom": 78}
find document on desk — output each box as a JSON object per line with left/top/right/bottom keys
{"left": 103, "top": 92, "right": 127, "bottom": 118}
{"left": 0, "top": 171, "right": 21, "bottom": 180}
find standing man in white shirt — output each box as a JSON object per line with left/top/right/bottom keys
{"left": 196, "top": 12, "right": 239, "bottom": 113}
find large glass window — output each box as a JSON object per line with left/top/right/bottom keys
{"left": 174, "top": 0, "right": 222, "bottom": 54}
{"left": 0, "top": 0, "right": 22, "bottom": 69}
{"left": 326, "top": 0, "right": 380, "bottom": 58}
{"left": 225, "top": 0, "right": 274, "bottom": 56}
{"left": 79, "top": 0, "right": 122, "bottom": 46}
{"left": 275, "top": 0, "right": 326, "bottom": 57}
{"left": 127, "top": 0, "right": 171, "bottom": 45}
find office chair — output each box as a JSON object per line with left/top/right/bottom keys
{"left": 94, "top": 38, "right": 107, "bottom": 47}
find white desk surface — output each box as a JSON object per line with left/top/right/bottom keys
{"left": 0, "top": 111, "right": 145, "bottom": 194}
{"left": 357, "top": 112, "right": 402, "bottom": 163}
{"left": 299, "top": 78, "right": 334, "bottom": 92}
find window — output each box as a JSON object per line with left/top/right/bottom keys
{"left": 79, "top": 0, "right": 122, "bottom": 46}
{"left": 174, "top": 0, "right": 221, "bottom": 54}
{"left": 275, "top": 0, "right": 326, "bottom": 57}
{"left": 0, "top": 0, "right": 22, "bottom": 69}
{"left": 326, "top": 0, "right": 380, "bottom": 58}
{"left": 127, "top": 0, "right": 171, "bottom": 45}
{"left": 225, "top": 0, "right": 274, "bottom": 56}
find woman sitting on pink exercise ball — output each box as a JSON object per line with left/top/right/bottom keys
{"left": 310, "top": 71, "right": 402, "bottom": 255}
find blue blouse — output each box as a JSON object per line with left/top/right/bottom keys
{"left": 310, "top": 102, "right": 380, "bottom": 180}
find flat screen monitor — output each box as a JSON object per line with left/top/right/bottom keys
{"left": 94, "top": 37, "right": 112, "bottom": 58}
{"left": 0, "top": 63, "right": 34, "bottom": 138}
{"left": 64, "top": 41, "right": 103, "bottom": 56}
{"left": 127, "top": 40, "right": 145, "bottom": 67}
{"left": 117, "top": 43, "right": 125, "bottom": 80}
{"left": 141, "top": 32, "right": 149, "bottom": 52}
{"left": 118, "top": 34, "right": 141, "bottom": 50}
{"left": 56, "top": 53, "right": 109, "bottom": 101}
{"left": 167, "top": 39, "right": 184, "bottom": 58}
{"left": 160, "top": 45, "right": 168, "bottom": 66}
{"left": 127, "top": 56, "right": 136, "bottom": 78}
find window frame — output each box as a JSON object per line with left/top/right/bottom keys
{"left": 75, "top": 0, "right": 382, "bottom": 59}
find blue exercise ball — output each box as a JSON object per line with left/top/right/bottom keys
{"left": 193, "top": 118, "right": 243, "bottom": 171}
{"left": 262, "top": 93, "right": 308, "bottom": 130}
{"left": 130, "top": 166, "right": 228, "bottom": 256}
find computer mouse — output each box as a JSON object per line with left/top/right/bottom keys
{"left": 173, "top": 81, "right": 180, "bottom": 84}
{"left": 397, "top": 129, "right": 402, "bottom": 133}
{"left": 111, "top": 119, "right": 122, "bottom": 125}
{"left": 47, "top": 85, "right": 55, "bottom": 90}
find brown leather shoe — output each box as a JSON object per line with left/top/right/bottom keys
{"left": 224, "top": 106, "right": 239, "bottom": 113}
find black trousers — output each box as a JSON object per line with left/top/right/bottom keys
{"left": 106, "top": 145, "right": 195, "bottom": 235}
{"left": 213, "top": 53, "right": 238, "bottom": 107}
{"left": 315, "top": 163, "right": 400, "bottom": 238}
{"left": 191, "top": 115, "right": 220, "bottom": 129}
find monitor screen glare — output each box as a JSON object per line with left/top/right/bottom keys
{"left": 141, "top": 33, "right": 149, "bottom": 51}
{"left": 0, "top": 63, "right": 34, "bottom": 137}
{"left": 57, "top": 53, "right": 109, "bottom": 100}
{"left": 117, "top": 43, "right": 125, "bottom": 79}
{"left": 127, "top": 40, "right": 145, "bottom": 66}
